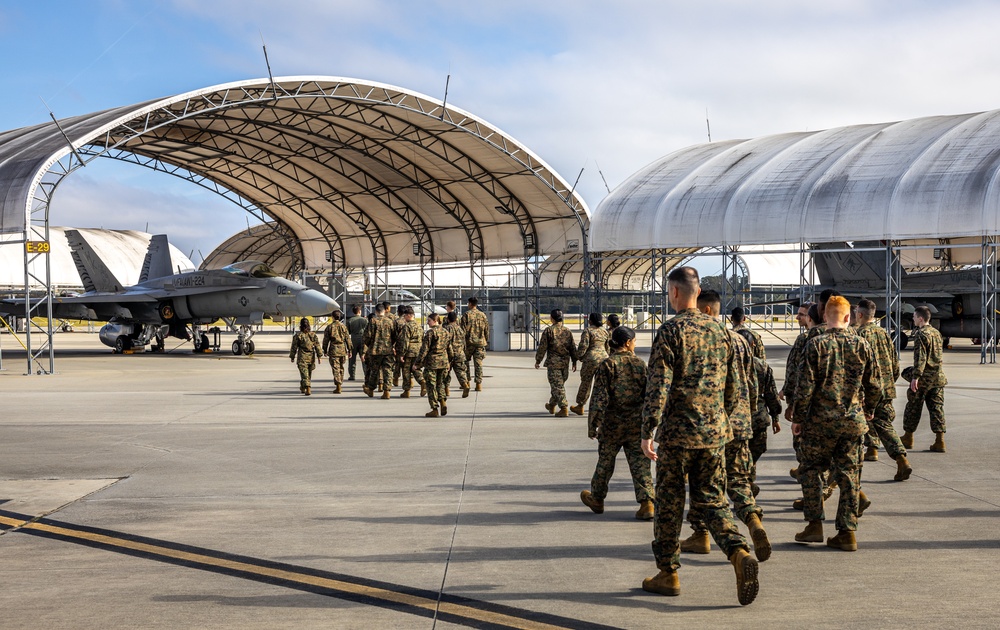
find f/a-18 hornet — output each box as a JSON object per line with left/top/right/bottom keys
{"left": 6, "top": 230, "right": 338, "bottom": 354}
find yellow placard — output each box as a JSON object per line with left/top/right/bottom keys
{"left": 25, "top": 241, "right": 51, "bottom": 254}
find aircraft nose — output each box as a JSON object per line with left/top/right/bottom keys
{"left": 296, "top": 289, "right": 339, "bottom": 315}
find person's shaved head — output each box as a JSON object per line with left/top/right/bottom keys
{"left": 825, "top": 295, "right": 852, "bottom": 328}
{"left": 697, "top": 289, "right": 722, "bottom": 317}
{"left": 667, "top": 266, "right": 700, "bottom": 296}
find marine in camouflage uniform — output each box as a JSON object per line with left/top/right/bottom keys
{"left": 855, "top": 316, "right": 909, "bottom": 467}
{"left": 416, "top": 315, "right": 453, "bottom": 415}
{"left": 445, "top": 314, "right": 471, "bottom": 395}
{"left": 346, "top": 308, "right": 368, "bottom": 381}
{"left": 574, "top": 319, "right": 610, "bottom": 410}
{"left": 902, "top": 318, "right": 948, "bottom": 441}
{"left": 289, "top": 321, "right": 321, "bottom": 395}
{"left": 733, "top": 324, "right": 766, "bottom": 361}
{"left": 584, "top": 341, "right": 654, "bottom": 513}
{"left": 534, "top": 312, "right": 577, "bottom": 414}
{"left": 395, "top": 308, "right": 425, "bottom": 397}
{"left": 322, "top": 313, "right": 351, "bottom": 393}
{"left": 793, "top": 321, "right": 881, "bottom": 541}
{"left": 462, "top": 300, "right": 490, "bottom": 387}
{"left": 749, "top": 356, "right": 782, "bottom": 474}
{"left": 364, "top": 307, "right": 397, "bottom": 396}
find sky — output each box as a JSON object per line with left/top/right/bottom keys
{"left": 5, "top": 0, "right": 1000, "bottom": 281}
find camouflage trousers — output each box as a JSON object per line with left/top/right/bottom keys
{"left": 448, "top": 358, "right": 470, "bottom": 389}
{"left": 868, "top": 397, "right": 907, "bottom": 459}
{"left": 349, "top": 340, "right": 365, "bottom": 379}
{"left": 546, "top": 366, "right": 570, "bottom": 408}
{"left": 690, "top": 439, "right": 760, "bottom": 528}
{"left": 466, "top": 345, "right": 486, "bottom": 384}
{"left": 748, "top": 413, "right": 770, "bottom": 479}
{"left": 575, "top": 359, "right": 601, "bottom": 406}
{"left": 653, "top": 444, "right": 749, "bottom": 572}
{"left": 366, "top": 355, "right": 394, "bottom": 392}
{"left": 903, "top": 386, "right": 946, "bottom": 434}
{"left": 799, "top": 431, "right": 863, "bottom": 532}
{"left": 423, "top": 367, "right": 448, "bottom": 410}
{"left": 296, "top": 355, "right": 316, "bottom": 391}
{"left": 327, "top": 355, "right": 346, "bottom": 386}
{"left": 589, "top": 424, "right": 654, "bottom": 503}
{"left": 399, "top": 355, "right": 424, "bottom": 393}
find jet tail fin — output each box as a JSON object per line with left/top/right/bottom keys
{"left": 813, "top": 241, "right": 906, "bottom": 290}
{"left": 66, "top": 229, "right": 124, "bottom": 293}
{"left": 140, "top": 234, "right": 173, "bottom": 282}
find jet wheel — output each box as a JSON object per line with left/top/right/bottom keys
{"left": 114, "top": 336, "right": 131, "bottom": 353}
{"left": 232, "top": 340, "right": 244, "bottom": 355}
{"left": 245, "top": 340, "right": 255, "bottom": 355}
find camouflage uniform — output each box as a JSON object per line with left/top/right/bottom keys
{"left": 785, "top": 325, "right": 826, "bottom": 464}
{"left": 417, "top": 325, "right": 453, "bottom": 411}
{"left": 395, "top": 318, "right": 425, "bottom": 394}
{"left": 534, "top": 322, "right": 577, "bottom": 409}
{"left": 856, "top": 321, "right": 906, "bottom": 458}
{"left": 390, "top": 313, "right": 402, "bottom": 383}
{"left": 733, "top": 324, "right": 766, "bottom": 360}
{"left": 793, "top": 328, "right": 881, "bottom": 532}
{"left": 903, "top": 324, "right": 948, "bottom": 434}
{"left": 445, "top": 320, "right": 471, "bottom": 390}
{"left": 462, "top": 307, "right": 490, "bottom": 385}
{"left": 346, "top": 314, "right": 368, "bottom": 380}
{"left": 289, "top": 330, "right": 321, "bottom": 392}
{"left": 322, "top": 320, "right": 350, "bottom": 387}
{"left": 364, "top": 314, "right": 397, "bottom": 393}
{"left": 749, "top": 357, "right": 782, "bottom": 468}
{"left": 642, "top": 308, "right": 749, "bottom": 573}
{"left": 587, "top": 349, "right": 654, "bottom": 503}
{"left": 689, "top": 330, "right": 760, "bottom": 529}
{"left": 575, "top": 325, "right": 610, "bottom": 407}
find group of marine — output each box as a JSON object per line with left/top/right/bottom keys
{"left": 289, "top": 297, "right": 490, "bottom": 418}
{"left": 534, "top": 266, "right": 948, "bottom": 606}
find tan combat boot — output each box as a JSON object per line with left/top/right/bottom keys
{"left": 441, "top": 402, "right": 448, "bottom": 416}
{"left": 930, "top": 432, "right": 946, "bottom": 452}
{"left": 445, "top": 385, "right": 450, "bottom": 396}
{"left": 795, "top": 519, "right": 824, "bottom": 543}
{"left": 826, "top": 530, "right": 857, "bottom": 551}
{"left": 475, "top": 383, "right": 482, "bottom": 392}
{"left": 729, "top": 548, "right": 760, "bottom": 606}
{"left": 635, "top": 500, "right": 654, "bottom": 521}
{"left": 679, "top": 529, "right": 710, "bottom": 554}
{"left": 400, "top": 391, "right": 410, "bottom": 398}
{"left": 864, "top": 445, "right": 878, "bottom": 461}
{"left": 580, "top": 490, "right": 604, "bottom": 514}
{"left": 425, "top": 408, "right": 439, "bottom": 418}
{"left": 641, "top": 570, "right": 680, "bottom": 596}
{"left": 555, "top": 406, "right": 569, "bottom": 417}
{"left": 544, "top": 402, "right": 556, "bottom": 414}
{"left": 570, "top": 404, "right": 584, "bottom": 416}
{"left": 381, "top": 390, "right": 390, "bottom": 399}
{"left": 305, "top": 387, "right": 311, "bottom": 396}
{"left": 419, "top": 385, "right": 426, "bottom": 397}
{"left": 334, "top": 384, "right": 342, "bottom": 394}
{"left": 364, "top": 386, "right": 374, "bottom": 398}
{"left": 746, "top": 514, "right": 771, "bottom": 562}
{"left": 789, "top": 467, "right": 800, "bottom": 480}
{"left": 901, "top": 431, "right": 914, "bottom": 449}
{"left": 393, "top": 377, "right": 399, "bottom": 387}
{"left": 858, "top": 490, "right": 872, "bottom": 517}
{"left": 893, "top": 455, "right": 912, "bottom": 481}
{"left": 462, "top": 385, "right": 470, "bottom": 398}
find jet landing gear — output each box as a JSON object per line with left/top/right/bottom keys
{"left": 229, "top": 324, "right": 256, "bottom": 356}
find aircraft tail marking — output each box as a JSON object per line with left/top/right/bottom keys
{"left": 140, "top": 234, "right": 173, "bottom": 282}
{"left": 65, "top": 229, "right": 124, "bottom": 293}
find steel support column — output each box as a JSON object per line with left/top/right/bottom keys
{"left": 885, "top": 242, "right": 903, "bottom": 352}
{"left": 981, "top": 235, "right": 997, "bottom": 364}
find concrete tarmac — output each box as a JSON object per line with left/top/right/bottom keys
{"left": 1, "top": 329, "right": 998, "bottom": 628}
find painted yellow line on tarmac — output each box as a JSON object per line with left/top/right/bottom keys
{"left": 0, "top": 512, "right": 611, "bottom": 630}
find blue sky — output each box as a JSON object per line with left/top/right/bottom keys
{"left": 4, "top": 0, "right": 1000, "bottom": 278}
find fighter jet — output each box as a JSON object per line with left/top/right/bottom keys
{"left": 3, "top": 230, "right": 338, "bottom": 354}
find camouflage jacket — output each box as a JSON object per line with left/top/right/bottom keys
{"left": 364, "top": 314, "right": 396, "bottom": 356}
{"left": 289, "top": 331, "right": 321, "bottom": 363}
{"left": 445, "top": 321, "right": 467, "bottom": 360}
{"left": 588, "top": 349, "right": 647, "bottom": 438}
{"left": 535, "top": 322, "right": 577, "bottom": 369}
{"left": 911, "top": 324, "right": 948, "bottom": 388}
{"left": 793, "top": 327, "right": 881, "bottom": 436}
{"left": 855, "top": 321, "right": 900, "bottom": 399}
{"left": 728, "top": 330, "right": 759, "bottom": 441}
{"left": 346, "top": 315, "right": 368, "bottom": 343}
{"left": 752, "top": 357, "right": 782, "bottom": 426}
{"left": 416, "top": 326, "right": 452, "bottom": 370}
{"left": 395, "top": 319, "right": 424, "bottom": 357}
{"left": 577, "top": 326, "right": 610, "bottom": 365}
{"left": 322, "top": 321, "right": 350, "bottom": 357}
{"left": 733, "top": 324, "right": 766, "bottom": 360}
{"left": 461, "top": 308, "right": 490, "bottom": 347}
{"left": 780, "top": 330, "right": 809, "bottom": 402}
{"left": 641, "top": 308, "right": 737, "bottom": 449}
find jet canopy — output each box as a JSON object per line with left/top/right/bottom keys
{"left": 221, "top": 261, "right": 280, "bottom": 279}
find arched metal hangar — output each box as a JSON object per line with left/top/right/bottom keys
{"left": 0, "top": 76, "right": 593, "bottom": 369}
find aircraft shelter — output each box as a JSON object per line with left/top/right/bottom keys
{"left": 588, "top": 109, "right": 1000, "bottom": 363}
{"left": 0, "top": 76, "right": 594, "bottom": 372}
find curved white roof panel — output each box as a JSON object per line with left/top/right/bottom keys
{"left": 591, "top": 110, "right": 1000, "bottom": 251}
{"left": 0, "top": 77, "right": 588, "bottom": 275}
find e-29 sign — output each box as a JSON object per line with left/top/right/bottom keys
{"left": 25, "top": 241, "right": 50, "bottom": 253}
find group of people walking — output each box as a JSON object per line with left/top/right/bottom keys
{"left": 535, "top": 266, "right": 948, "bottom": 606}
{"left": 288, "top": 298, "right": 490, "bottom": 418}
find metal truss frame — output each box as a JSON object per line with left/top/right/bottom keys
{"left": 885, "top": 242, "right": 903, "bottom": 352}
{"left": 981, "top": 235, "right": 997, "bottom": 364}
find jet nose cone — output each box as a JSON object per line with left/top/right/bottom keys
{"left": 296, "top": 289, "right": 339, "bottom": 315}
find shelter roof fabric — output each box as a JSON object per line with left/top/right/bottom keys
{"left": 591, "top": 110, "right": 1000, "bottom": 251}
